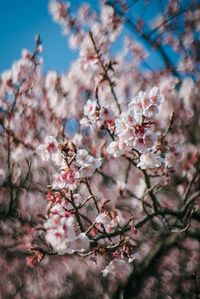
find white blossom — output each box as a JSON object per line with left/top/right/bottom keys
{"left": 75, "top": 149, "right": 102, "bottom": 177}
{"left": 102, "top": 259, "right": 129, "bottom": 277}
{"left": 45, "top": 215, "right": 76, "bottom": 255}
{"left": 95, "top": 212, "right": 111, "bottom": 226}
{"left": 137, "top": 152, "right": 163, "bottom": 169}
{"left": 36, "top": 135, "right": 58, "bottom": 162}
{"left": 84, "top": 99, "right": 98, "bottom": 121}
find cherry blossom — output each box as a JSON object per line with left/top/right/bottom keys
{"left": 1, "top": 1, "right": 200, "bottom": 298}
{"left": 75, "top": 149, "right": 102, "bottom": 177}
{"left": 36, "top": 135, "right": 59, "bottom": 162}
{"left": 137, "top": 152, "right": 164, "bottom": 170}
{"left": 52, "top": 168, "right": 79, "bottom": 190}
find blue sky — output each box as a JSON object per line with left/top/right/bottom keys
{"left": 0, "top": 0, "right": 178, "bottom": 73}
{"left": 0, "top": 0, "right": 79, "bottom": 72}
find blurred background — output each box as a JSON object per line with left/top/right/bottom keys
{"left": 0, "top": 0, "right": 178, "bottom": 73}
{"left": 1, "top": 1, "right": 200, "bottom": 299}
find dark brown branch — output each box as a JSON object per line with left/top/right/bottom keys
{"left": 106, "top": 1, "right": 181, "bottom": 81}
{"left": 89, "top": 31, "right": 121, "bottom": 113}
{"left": 112, "top": 231, "right": 184, "bottom": 299}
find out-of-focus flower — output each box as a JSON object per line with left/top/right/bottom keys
{"left": 102, "top": 258, "right": 131, "bottom": 277}
{"left": 75, "top": 149, "right": 102, "bottom": 177}
{"left": 137, "top": 152, "right": 163, "bottom": 169}
{"left": 95, "top": 212, "right": 111, "bottom": 226}
{"left": 36, "top": 135, "right": 58, "bottom": 162}
{"left": 44, "top": 215, "right": 90, "bottom": 255}
{"left": 84, "top": 99, "right": 99, "bottom": 121}
{"left": 72, "top": 233, "right": 90, "bottom": 252}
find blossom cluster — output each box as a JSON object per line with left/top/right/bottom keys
{"left": 45, "top": 215, "right": 90, "bottom": 255}
{"left": 35, "top": 84, "right": 183, "bottom": 266}
{"left": 107, "top": 87, "right": 164, "bottom": 169}
{"left": 1, "top": 1, "right": 200, "bottom": 298}
{"left": 35, "top": 133, "right": 135, "bottom": 261}
{"left": 36, "top": 136, "right": 103, "bottom": 254}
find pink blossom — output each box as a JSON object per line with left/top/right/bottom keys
{"left": 52, "top": 168, "right": 79, "bottom": 190}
